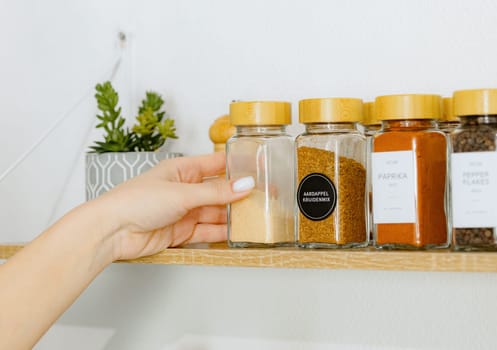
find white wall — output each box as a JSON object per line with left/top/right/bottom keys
{"left": 2, "top": 0, "right": 497, "bottom": 349}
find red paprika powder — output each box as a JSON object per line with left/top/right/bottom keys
{"left": 371, "top": 94, "right": 449, "bottom": 249}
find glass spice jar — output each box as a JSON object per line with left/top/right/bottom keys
{"left": 451, "top": 89, "right": 497, "bottom": 251}
{"left": 296, "top": 98, "right": 367, "bottom": 248}
{"left": 362, "top": 102, "right": 381, "bottom": 136}
{"left": 362, "top": 101, "right": 380, "bottom": 245}
{"left": 438, "top": 97, "right": 460, "bottom": 133}
{"left": 227, "top": 101, "right": 295, "bottom": 248}
{"left": 371, "top": 94, "right": 449, "bottom": 250}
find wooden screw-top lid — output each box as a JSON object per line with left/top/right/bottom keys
{"left": 375, "top": 94, "right": 442, "bottom": 120}
{"left": 363, "top": 101, "right": 379, "bottom": 125}
{"left": 299, "top": 98, "right": 363, "bottom": 123}
{"left": 230, "top": 101, "right": 291, "bottom": 126}
{"left": 453, "top": 88, "right": 497, "bottom": 116}
{"left": 209, "top": 115, "right": 236, "bottom": 152}
{"left": 441, "top": 97, "right": 457, "bottom": 121}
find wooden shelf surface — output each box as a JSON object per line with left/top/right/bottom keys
{"left": 2, "top": 242, "right": 497, "bottom": 272}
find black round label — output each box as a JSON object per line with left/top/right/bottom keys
{"left": 297, "top": 173, "right": 337, "bottom": 221}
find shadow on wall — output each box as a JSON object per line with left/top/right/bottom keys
{"left": 168, "top": 334, "right": 436, "bottom": 350}
{"left": 34, "top": 264, "right": 497, "bottom": 350}
{"left": 35, "top": 324, "right": 115, "bottom": 350}
{"left": 45, "top": 264, "right": 175, "bottom": 349}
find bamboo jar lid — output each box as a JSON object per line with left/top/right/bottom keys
{"left": 375, "top": 94, "right": 442, "bottom": 120}
{"left": 299, "top": 98, "right": 363, "bottom": 123}
{"left": 453, "top": 88, "right": 497, "bottom": 116}
{"left": 441, "top": 97, "right": 457, "bottom": 121}
{"left": 208, "top": 115, "right": 236, "bottom": 152}
{"left": 363, "top": 101, "right": 379, "bottom": 125}
{"left": 229, "top": 101, "right": 291, "bottom": 126}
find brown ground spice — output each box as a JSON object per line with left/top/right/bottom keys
{"left": 297, "top": 146, "right": 367, "bottom": 245}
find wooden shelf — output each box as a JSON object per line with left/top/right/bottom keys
{"left": 2, "top": 242, "right": 497, "bottom": 272}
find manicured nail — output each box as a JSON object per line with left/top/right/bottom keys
{"left": 232, "top": 176, "right": 255, "bottom": 192}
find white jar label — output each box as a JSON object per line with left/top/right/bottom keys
{"left": 451, "top": 152, "right": 497, "bottom": 228}
{"left": 372, "top": 150, "right": 416, "bottom": 224}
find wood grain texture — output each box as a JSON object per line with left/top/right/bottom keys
{"left": 2, "top": 242, "right": 497, "bottom": 272}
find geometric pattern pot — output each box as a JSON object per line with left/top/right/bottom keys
{"left": 85, "top": 151, "right": 183, "bottom": 200}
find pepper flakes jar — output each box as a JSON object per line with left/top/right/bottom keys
{"left": 371, "top": 94, "right": 449, "bottom": 250}
{"left": 451, "top": 88, "right": 497, "bottom": 251}
{"left": 296, "top": 98, "right": 367, "bottom": 248}
{"left": 227, "top": 101, "right": 295, "bottom": 248}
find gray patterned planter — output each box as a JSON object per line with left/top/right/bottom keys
{"left": 85, "top": 152, "right": 183, "bottom": 200}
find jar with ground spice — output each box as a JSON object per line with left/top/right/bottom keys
{"left": 227, "top": 101, "right": 295, "bottom": 248}
{"left": 439, "top": 97, "right": 460, "bottom": 133}
{"left": 371, "top": 94, "right": 449, "bottom": 249}
{"left": 451, "top": 88, "right": 497, "bottom": 251}
{"left": 296, "top": 98, "right": 367, "bottom": 248}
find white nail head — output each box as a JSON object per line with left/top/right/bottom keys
{"left": 232, "top": 176, "right": 255, "bottom": 192}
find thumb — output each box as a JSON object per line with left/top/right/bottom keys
{"left": 181, "top": 176, "right": 255, "bottom": 209}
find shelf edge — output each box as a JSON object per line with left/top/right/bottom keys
{"left": 2, "top": 244, "right": 497, "bottom": 272}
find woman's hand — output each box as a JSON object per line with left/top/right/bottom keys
{"left": 96, "top": 152, "right": 254, "bottom": 261}
{"left": 1, "top": 152, "right": 254, "bottom": 350}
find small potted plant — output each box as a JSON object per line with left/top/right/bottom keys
{"left": 86, "top": 81, "right": 182, "bottom": 200}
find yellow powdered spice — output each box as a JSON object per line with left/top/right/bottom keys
{"left": 230, "top": 190, "right": 294, "bottom": 245}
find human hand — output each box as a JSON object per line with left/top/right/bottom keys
{"left": 94, "top": 152, "right": 254, "bottom": 261}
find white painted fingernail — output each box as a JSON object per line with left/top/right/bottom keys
{"left": 232, "top": 176, "right": 255, "bottom": 192}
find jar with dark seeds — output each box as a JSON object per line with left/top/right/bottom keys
{"left": 451, "top": 89, "right": 497, "bottom": 251}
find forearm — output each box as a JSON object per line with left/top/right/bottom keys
{"left": 0, "top": 199, "right": 117, "bottom": 349}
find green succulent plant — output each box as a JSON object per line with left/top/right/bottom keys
{"left": 89, "top": 81, "right": 178, "bottom": 153}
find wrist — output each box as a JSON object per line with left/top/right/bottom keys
{"left": 68, "top": 198, "right": 122, "bottom": 266}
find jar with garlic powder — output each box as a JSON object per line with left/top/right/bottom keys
{"left": 296, "top": 98, "right": 367, "bottom": 248}
{"left": 227, "top": 101, "right": 295, "bottom": 247}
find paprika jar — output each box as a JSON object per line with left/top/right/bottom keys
{"left": 296, "top": 98, "right": 367, "bottom": 248}
{"left": 451, "top": 88, "right": 497, "bottom": 251}
{"left": 371, "top": 94, "right": 449, "bottom": 249}
{"left": 227, "top": 101, "right": 295, "bottom": 248}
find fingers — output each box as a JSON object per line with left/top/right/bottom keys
{"left": 197, "top": 205, "right": 227, "bottom": 224}
{"left": 176, "top": 224, "right": 227, "bottom": 246}
{"left": 181, "top": 176, "right": 254, "bottom": 210}
{"left": 157, "top": 152, "right": 226, "bottom": 183}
